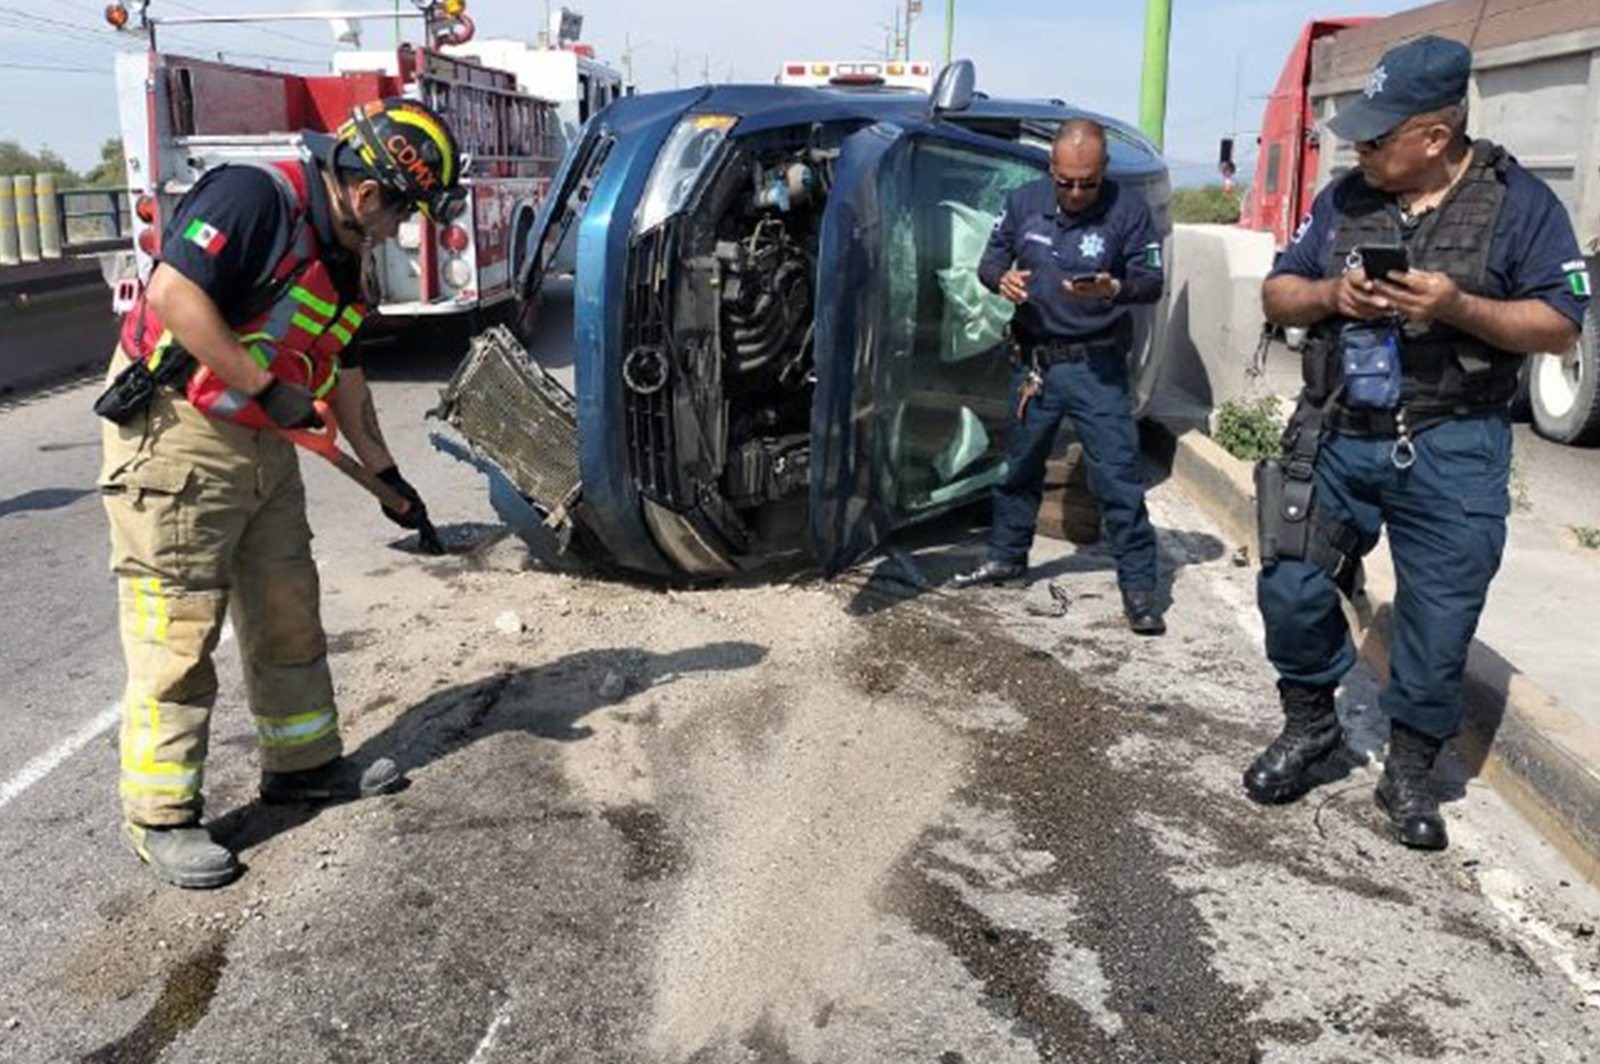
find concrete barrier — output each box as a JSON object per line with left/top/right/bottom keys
{"left": 35, "top": 172, "right": 61, "bottom": 260}
{"left": 0, "top": 179, "right": 16, "bottom": 266}
{"left": 1150, "top": 224, "right": 1277, "bottom": 431}
{"left": 13, "top": 176, "right": 39, "bottom": 264}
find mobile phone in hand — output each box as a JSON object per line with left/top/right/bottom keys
{"left": 1067, "top": 273, "right": 1100, "bottom": 290}
{"left": 1356, "top": 245, "right": 1410, "bottom": 281}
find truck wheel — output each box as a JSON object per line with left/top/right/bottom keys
{"left": 1508, "top": 360, "right": 1531, "bottom": 422}
{"left": 1529, "top": 266, "right": 1600, "bottom": 446}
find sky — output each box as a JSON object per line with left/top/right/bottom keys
{"left": 0, "top": 0, "right": 1423, "bottom": 178}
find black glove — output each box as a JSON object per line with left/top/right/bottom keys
{"left": 254, "top": 377, "right": 322, "bottom": 429}
{"left": 374, "top": 465, "right": 428, "bottom": 530}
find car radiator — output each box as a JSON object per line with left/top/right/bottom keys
{"left": 435, "top": 324, "right": 582, "bottom": 516}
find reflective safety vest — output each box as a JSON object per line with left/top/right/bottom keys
{"left": 119, "top": 160, "right": 369, "bottom": 430}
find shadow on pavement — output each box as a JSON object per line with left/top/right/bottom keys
{"left": 212, "top": 640, "right": 768, "bottom": 856}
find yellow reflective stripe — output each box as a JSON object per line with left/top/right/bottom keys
{"left": 313, "top": 361, "right": 339, "bottom": 399}
{"left": 128, "top": 577, "right": 168, "bottom": 645}
{"left": 290, "top": 312, "right": 327, "bottom": 335}
{"left": 255, "top": 708, "right": 337, "bottom": 747}
{"left": 145, "top": 578, "right": 168, "bottom": 644}
{"left": 339, "top": 306, "right": 365, "bottom": 328}
{"left": 121, "top": 694, "right": 203, "bottom": 798}
{"left": 289, "top": 286, "right": 338, "bottom": 319}
{"left": 328, "top": 324, "right": 353, "bottom": 346}
{"left": 388, "top": 109, "right": 455, "bottom": 185}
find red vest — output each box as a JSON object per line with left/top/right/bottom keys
{"left": 120, "top": 160, "right": 369, "bottom": 430}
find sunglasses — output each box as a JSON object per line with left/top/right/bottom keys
{"left": 1052, "top": 177, "right": 1102, "bottom": 192}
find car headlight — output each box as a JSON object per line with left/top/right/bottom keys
{"left": 632, "top": 114, "right": 736, "bottom": 235}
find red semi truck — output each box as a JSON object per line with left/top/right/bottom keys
{"left": 1240, "top": 0, "right": 1600, "bottom": 445}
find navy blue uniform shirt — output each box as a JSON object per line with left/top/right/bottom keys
{"left": 159, "top": 146, "right": 369, "bottom": 364}
{"left": 1272, "top": 157, "right": 1591, "bottom": 328}
{"left": 977, "top": 177, "right": 1164, "bottom": 344}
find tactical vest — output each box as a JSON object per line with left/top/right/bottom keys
{"left": 1315, "top": 141, "right": 1518, "bottom": 418}
{"left": 120, "top": 160, "right": 368, "bottom": 431}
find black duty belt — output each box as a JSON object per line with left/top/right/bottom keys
{"left": 1023, "top": 337, "right": 1123, "bottom": 364}
{"left": 1325, "top": 402, "right": 1504, "bottom": 439}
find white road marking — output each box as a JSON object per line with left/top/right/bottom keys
{"left": 0, "top": 621, "right": 236, "bottom": 813}
{"left": 0, "top": 702, "right": 120, "bottom": 812}
{"left": 466, "top": 1001, "right": 513, "bottom": 1064}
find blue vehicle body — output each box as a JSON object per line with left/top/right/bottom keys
{"left": 443, "top": 74, "right": 1172, "bottom": 581}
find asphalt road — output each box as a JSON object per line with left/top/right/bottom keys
{"left": 0, "top": 300, "right": 1597, "bottom": 1062}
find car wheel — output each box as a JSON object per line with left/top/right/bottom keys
{"left": 1530, "top": 264, "right": 1600, "bottom": 446}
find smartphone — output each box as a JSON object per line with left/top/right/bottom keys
{"left": 1356, "top": 244, "right": 1410, "bottom": 281}
{"left": 1067, "top": 273, "right": 1101, "bottom": 289}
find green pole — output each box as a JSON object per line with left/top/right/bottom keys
{"left": 944, "top": 0, "right": 954, "bottom": 65}
{"left": 1139, "top": 0, "right": 1172, "bottom": 149}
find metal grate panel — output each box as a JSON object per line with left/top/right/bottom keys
{"left": 439, "top": 324, "right": 581, "bottom": 510}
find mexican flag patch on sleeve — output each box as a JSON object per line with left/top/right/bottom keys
{"left": 183, "top": 219, "right": 227, "bottom": 256}
{"left": 1563, "top": 259, "right": 1592, "bottom": 298}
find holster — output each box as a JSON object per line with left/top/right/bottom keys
{"left": 1253, "top": 394, "right": 1364, "bottom": 596}
{"left": 92, "top": 349, "right": 198, "bottom": 425}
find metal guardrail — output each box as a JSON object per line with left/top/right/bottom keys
{"left": 0, "top": 177, "right": 131, "bottom": 268}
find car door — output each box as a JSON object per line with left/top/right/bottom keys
{"left": 810, "top": 120, "right": 1046, "bottom": 575}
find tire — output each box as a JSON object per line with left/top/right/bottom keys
{"left": 1508, "top": 360, "right": 1532, "bottom": 422}
{"left": 1529, "top": 259, "right": 1600, "bottom": 446}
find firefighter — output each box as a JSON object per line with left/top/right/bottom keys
{"left": 1244, "top": 37, "right": 1589, "bottom": 849}
{"left": 950, "top": 119, "right": 1168, "bottom": 637}
{"left": 96, "top": 98, "right": 466, "bottom": 888}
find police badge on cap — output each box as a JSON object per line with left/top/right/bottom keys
{"left": 1328, "top": 35, "right": 1472, "bottom": 143}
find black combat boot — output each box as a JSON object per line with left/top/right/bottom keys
{"left": 1375, "top": 721, "right": 1448, "bottom": 851}
{"left": 1242, "top": 681, "right": 1342, "bottom": 804}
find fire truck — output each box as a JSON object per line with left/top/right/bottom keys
{"left": 103, "top": 1, "right": 564, "bottom": 326}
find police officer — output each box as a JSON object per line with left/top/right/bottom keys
{"left": 1244, "top": 37, "right": 1589, "bottom": 850}
{"left": 98, "top": 98, "right": 466, "bottom": 888}
{"left": 952, "top": 119, "right": 1168, "bottom": 636}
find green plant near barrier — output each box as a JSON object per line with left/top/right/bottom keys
{"left": 1573, "top": 525, "right": 1600, "bottom": 550}
{"left": 1214, "top": 396, "right": 1284, "bottom": 462}
{"left": 1171, "top": 184, "right": 1243, "bottom": 225}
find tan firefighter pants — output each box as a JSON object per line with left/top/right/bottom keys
{"left": 100, "top": 350, "right": 342, "bottom": 826}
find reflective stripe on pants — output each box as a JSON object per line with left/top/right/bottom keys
{"left": 101, "top": 351, "right": 341, "bottom": 826}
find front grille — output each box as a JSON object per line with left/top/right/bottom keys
{"left": 623, "top": 224, "right": 681, "bottom": 505}
{"left": 437, "top": 325, "right": 581, "bottom": 511}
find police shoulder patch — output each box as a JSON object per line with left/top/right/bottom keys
{"left": 1562, "top": 259, "right": 1592, "bottom": 299}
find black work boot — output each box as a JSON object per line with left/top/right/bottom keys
{"left": 1375, "top": 721, "right": 1448, "bottom": 851}
{"left": 260, "top": 756, "right": 405, "bottom": 805}
{"left": 125, "top": 822, "right": 240, "bottom": 890}
{"left": 948, "top": 558, "right": 1027, "bottom": 590}
{"left": 1122, "top": 590, "right": 1166, "bottom": 636}
{"left": 1243, "top": 681, "right": 1342, "bottom": 804}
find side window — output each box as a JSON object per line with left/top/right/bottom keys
{"left": 578, "top": 73, "right": 592, "bottom": 124}
{"left": 1266, "top": 144, "right": 1283, "bottom": 195}
{"left": 879, "top": 140, "right": 1040, "bottom": 515}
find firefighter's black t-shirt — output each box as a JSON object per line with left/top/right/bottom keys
{"left": 158, "top": 163, "right": 368, "bottom": 367}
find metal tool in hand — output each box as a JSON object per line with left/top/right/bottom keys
{"left": 284, "top": 403, "right": 446, "bottom": 554}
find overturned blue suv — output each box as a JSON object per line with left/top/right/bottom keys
{"left": 437, "top": 62, "right": 1172, "bottom": 580}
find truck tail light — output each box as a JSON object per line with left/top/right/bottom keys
{"left": 443, "top": 257, "right": 473, "bottom": 289}
{"left": 137, "top": 227, "right": 158, "bottom": 256}
{"left": 441, "top": 224, "right": 470, "bottom": 254}
{"left": 786, "top": 64, "right": 806, "bottom": 76}
{"left": 135, "top": 194, "right": 155, "bottom": 224}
